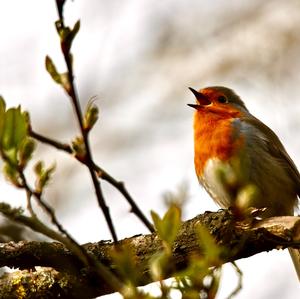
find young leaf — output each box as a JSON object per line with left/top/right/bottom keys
{"left": 151, "top": 204, "right": 181, "bottom": 248}
{"left": 34, "top": 161, "right": 43, "bottom": 177}
{"left": 196, "top": 225, "right": 222, "bottom": 265}
{"left": 34, "top": 161, "right": 56, "bottom": 194}
{"left": 18, "top": 138, "right": 36, "bottom": 169}
{"left": 69, "top": 20, "right": 80, "bottom": 47}
{"left": 71, "top": 136, "right": 86, "bottom": 162}
{"left": 149, "top": 251, "right": 169, "bottom": 281}
{"left": 60, "top": 72, "right": 71, "bottom": 95}
{"left": 1, "top": 107, "right": 28, "bottom": 153}
{"left": 0, "top": 96, "right": 6, "bottom": 141}
{"left": 3, "top": 162, "right": 21, "bottom": 187}
{"left": 55, "top": 20, "right": 80, "bottom": 56}
{"left": 83, "top": 101, "right": 99, "bottom": 132}
{"left": 45, "top": 56, "right": 62, "bottom": 84}
{"left": 111, "top": 245, "right": 140, "bottom": 286}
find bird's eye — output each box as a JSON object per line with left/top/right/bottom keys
{"left": 217, "top": 96, "right": 227, "bottom": 103}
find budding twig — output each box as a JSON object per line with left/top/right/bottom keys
{"left": 29, "top": 129, "right": 154, "bottom": 232}
{"left": 54, "top": 0, "right": 118, "bottom": 243}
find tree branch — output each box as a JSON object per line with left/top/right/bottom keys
{"left": 0, "top": 210, "right": 299, "bottom": 298}
{"left": 29, "top": 128, "right": 154, "bottom": 232}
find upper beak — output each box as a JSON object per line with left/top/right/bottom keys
{"left": 188, "top": 87, "right": 211, "bottom": 108}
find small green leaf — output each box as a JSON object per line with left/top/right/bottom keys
{"left": 45, "top": 56, "right": 62, "bottom": 84}
{"left": 3, "top": 162, "right": 21, "bottom": 187}
{"left": 71, "top": 136, "right": 86, "bottom": 162}
{"left": 60, "top": 72, "right": 71, "bottom": 95}
{"left": 150, "top": 211, "right": 162, "bottom": 235}
{"left": 2, "top": 107, "right": 28, "bottom": 154}
{"left": 18, "top": 138, "right": 36, "bottom": 169}
{"left": 70, "top": 20, "right": 80, "bottom": 45}
{"left": 0, "top": 96, "right": 6, "bottom": 141}
{"left": 34, "top": 161, "right": 43, "bottom": 176}
{"left": 196, "top": 225, "right": 222, "bottom": 264}
{"left": 111, "top": 245, "right": 140, "bottom": 286}
{"left": 55, "top": 20, "right": 66, "bottom": 39}
{"left": 149, "top": 251, "right": 169, "bottom": 281}
{"left": 151, "top": 205, "right": 181, "bottom": 248}
{"left": 0, "top": 96, "right": 6, "bottom": 115}
{"left": 34, "top": 161, "right": 56, "bottom": 194}
{"left": 55, "top": 20, "right": 80, "bottom": 57}
{"left": 83, "top": 100, "right": 99, "bottom": 132}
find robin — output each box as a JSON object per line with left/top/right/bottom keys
{"left": 188, "top": 86, "right": 300, "bottom": 280}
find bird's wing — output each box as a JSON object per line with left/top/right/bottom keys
{"left": 242, "top": 115, "right": 300, "bottom": 195}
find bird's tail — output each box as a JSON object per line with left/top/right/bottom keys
{"left": 289, "top": 248, "right": 300, "bottom": 281}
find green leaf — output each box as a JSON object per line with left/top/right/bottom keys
{"left": 18, "top": 138, "right": 36, "bottom": 169}
{"left": 149, "top": 251, "right": 169, "bottom": 281}
{"left": 55, "top": 20, "right": 80, "bottom": 54}
{"left": 3, "top": 162, "right": 21, "bottom": 187}
{"left": 60, "top": 72, "right": 71, "bottom": 95}
{"left": 71, "top": 136, "right": 86, "bottom": 161}
{"left": 45, "top": 56, "right": 62, "bottom": 84}
{"left": 70, "top": 20, "right": 80, "bottom": 46}
{"left": 1, "top": 107, "right": 28, "bottom": 164}
{"left": 111, "top": 245, "right": 140, "bottom": 286}
{"left": 34, "top": 161, "right": 43, "bottom": 176}
{"left": 0, "top": 96, "right": 6, "bottom": 114}
{"left": 55, "top": 20, "right": 66, "bottom": 39}
{"left": 34, "top": 161, "right": 56, "bottom": 194}
{"left": 0, "top": 96, "right": 6, "bottom": 141}
{"left": 196, "top": 225, "right": 222, "bottom": 264}
{"left": 151, "top": 204, "right": 181, "bottom": 248}
{"left": 83, "top": 100, "right": 99, "bottom": 132}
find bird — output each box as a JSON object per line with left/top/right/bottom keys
{"left": 188, "top": 86, "right": 300, "bottom": 280}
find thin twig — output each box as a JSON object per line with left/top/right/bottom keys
{"left": 18, "top": 170, "right": 124, "bottom": 291}
{"left": 24, "top": 184, "right": 36, "bottom": 218}
{"left": 225, "top": 262, "right": 243, "bottom": 299}
{"left": 19, "top": 170, "right": 89, "bottom": 264}
{"left": 30, "top": 129, "right": 72, "bottom": 153}
{"left": 92, "top": 162, "right": 154, "bottom": 232}
{"left": 0, "top": 200, "right": 125, "bottom": 293}
{"left": 29, "top": 130, "right": 154, "bottom": 232}
{"left": 55, "top": 0, "right": 118, "bottom": 243}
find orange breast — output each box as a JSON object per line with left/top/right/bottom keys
{"left": 193, "top": 111, "right": 244, "bottom": 177}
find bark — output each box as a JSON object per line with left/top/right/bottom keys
{"left": 0, "top": 209, "right": 299, "bottom": 298}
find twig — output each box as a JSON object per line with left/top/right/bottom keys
{"left": 225, "top": 262, "right": 243, "bottom": 299}
{"left": 30, "top": 129, "right": 72, "bottom": 153}
{"left": 29, "top": 129, "right": 154, "bottom": 232}
{"left": 0, "top": 147, "right": 123, "bottom": 290}
{"left": 0, "top": 201, "right": 124, "bottom": 293}
{"left": 19, "top": 170, "right": 89, "bottom": 265}
{"left": 92, "top": 162, "right": 154, "bottom": 232}
{"left": 20, "top": 167, "right": 124, "bottom": 291}
{"left": 54, "top": 0, "right": 118, "bottom": 242}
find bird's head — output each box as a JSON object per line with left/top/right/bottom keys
{"left": 188, "top": 86, "right": 248, "bottom": 118}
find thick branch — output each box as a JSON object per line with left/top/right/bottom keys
{"left": 0, "top": 210, "right": 299, "bottom": 298}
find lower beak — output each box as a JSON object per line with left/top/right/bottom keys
{"left": 187, "top": 103, "right": 201, "bottom": 109}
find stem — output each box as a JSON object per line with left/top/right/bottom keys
{"left": 92, "top": 162, "right": 154, "bottom": 232}
{"left": 30, "top": 129, "right": 72, "bottom": 153}
{"left": 55, "top": 3, "right": 118, "bottom": 243}
{"left": 30, "top": 129, "right": 154, "bottom": 233}
{"left": 19, "top": 169, "right": 124, "bottom": 291}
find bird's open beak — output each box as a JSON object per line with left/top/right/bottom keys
{"left": 188, "top": 87, "right": 211, "bottom": 109}
{"left": 187, "top": 103, "right": 200, "bottom": 109}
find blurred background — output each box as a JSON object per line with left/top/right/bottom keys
{"left": 1, "top": 0, "right": 300, "bottom": 298}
